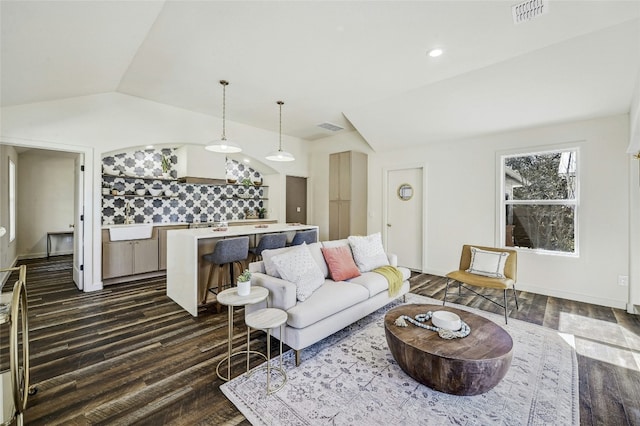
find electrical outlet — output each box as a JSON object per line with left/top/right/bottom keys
{"left": 618, "top": 275, "right": 629, "bottom": 286}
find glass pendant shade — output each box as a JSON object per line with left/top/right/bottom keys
{"left": 266, "top": 100, "right": 295, "bottom": 162}
{"left": 205, "top": 80, "right": 242, "bottom": 153}
{"left": 204, "top": 137, "right": 242, "bottom": 153}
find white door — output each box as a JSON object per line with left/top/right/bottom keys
{"left": 73, "top": 154, "right": 84, "bottom": 290}
{"left": 386, "top": 168, "right": 423, "bottom": 271}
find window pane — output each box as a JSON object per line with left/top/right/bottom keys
{"left": 505, "top": 151, "right": 576, "bottom": 201}
{"left": 505, "top": 204, "right": 575, "bottom": 253}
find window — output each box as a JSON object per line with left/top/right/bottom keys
{"left": 9, "top": 159, "right": 16, "bottom": 242}
{"left": 500, "top": 148, "right": 578, "bottom": 255}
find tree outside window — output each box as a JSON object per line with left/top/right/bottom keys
{"left": 501, "top": 149, "right": 578, "bottom": 255}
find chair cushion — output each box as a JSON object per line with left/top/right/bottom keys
{"left": 270, "top": 243, "right": 325, "bottom": 301}
{"left": 348, "top": 232, "right": 389, "bottom": 272}
{"left": 321, "top": 245, "right": 361, "bottom": 281}
{"left": 447, "top": 270, "right": 514, "bottom": 290}
{"left": 466, "top": 246, "right": 509, "bottom": 278}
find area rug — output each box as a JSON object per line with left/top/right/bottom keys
{"left": 221, "top": 293, "right": 579, "bottom": 425}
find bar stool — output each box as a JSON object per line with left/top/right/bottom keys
{"left": 248, "top": 233, "right": 287, "bottom": 261}
{"left": 289, "top": 229, "right": 317, "bottom": 246}
{"left": 202, "top": 236, "right": 250, "bottom": 301}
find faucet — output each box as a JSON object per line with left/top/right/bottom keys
{"left": 125, "top": 201, "right": 134, "bottom": 224}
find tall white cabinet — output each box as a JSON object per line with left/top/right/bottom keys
{"left": 329, "top": 151, "right": 367, "bottom": 240}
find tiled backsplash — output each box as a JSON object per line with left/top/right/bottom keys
{"left": 102, "top": 148, "right": 265, "bottom": 225}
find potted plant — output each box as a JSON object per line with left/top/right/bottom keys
{"left": 241, "top": 178, "right": 253, "bottom": 188}
{"left": 161, "top": 154, "right": 171, "bottom": 179}
{"left": 256, "top": 207, "right": 267, "bottom": 219}
{"left": 237, "top": 269, "right": 251, "bottom": 296}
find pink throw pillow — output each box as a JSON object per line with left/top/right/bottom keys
{"left": 321, "top": 245, "right": 361, "bottom": 281}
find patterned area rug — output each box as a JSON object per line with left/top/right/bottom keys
{"left": 221, "top": 294, "right": 579, "bottom": 425}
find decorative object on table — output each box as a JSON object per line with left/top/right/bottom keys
{"left": 161, "top": 154, "right": 171, "bottom": 178}
{"left": 237, "top": 269, "right": 251, "bottom": 296}
{"left": 265, "top": 100, "right": 295, "bottom": 162}
{"left": 222, "top": 294, "right": 579, "bottom": 426}
{"left": 205, "top": 80, "right": 242, "bottom": 153}
{"left": 257, "top": 207, "right": 267, "bottom": 219}
{"left": 393, "top": 310, "right": 470, "bottom": 339}
{"left": 254, "top": 224, "right": 268, "bottom": 228}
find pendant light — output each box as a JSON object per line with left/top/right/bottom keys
{"left": 266, "top": 100, "right": 295, "bottom": 162}
{"left": 205, "top": 80, "right": 242, "bottom": 153}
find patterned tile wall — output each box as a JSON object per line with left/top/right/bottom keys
{"left": 102, "top": 148, "right": 265, "bottom": 225}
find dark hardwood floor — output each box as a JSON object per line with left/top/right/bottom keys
{"left": 2, "top": 256, "right": 639, "bottom": 425}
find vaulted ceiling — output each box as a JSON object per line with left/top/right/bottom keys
{"left": 1, "top": 1, "right": 639, "bottom": 152}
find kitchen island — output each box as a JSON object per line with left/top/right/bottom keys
{"left": 166, "top": 223, "right": 318, "bottom": 316}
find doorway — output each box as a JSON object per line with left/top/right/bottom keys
{"left": 286, "top": 175, "right": 307, "bottom": 224}
{"left": 0, "top": 143, "right": 88, "bottom": 291}
{"left": 385, "top": 167, "right": 424, "bottom": 271}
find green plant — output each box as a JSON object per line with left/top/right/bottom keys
{"left": 237, "top": 269, "right": 251, "bottom": 283}
{"left": 241, "top": 178, "right": 252, "bottom": 187}
{"left": 161, "top": 155, "right": 171, "bottom": 173}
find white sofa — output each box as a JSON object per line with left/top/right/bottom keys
{"left": 247, "top": 238, "right": 411, "bottom": 365}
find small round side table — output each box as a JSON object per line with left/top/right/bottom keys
{"left": 216, "top": 286, "right": 269, "bottom": 382}
{"left": 245, "top": 308, "right": 288, "bottom": 394}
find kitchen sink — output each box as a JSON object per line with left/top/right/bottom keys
{"left": 108, "top": 224, "right": 153, "bottom": 241}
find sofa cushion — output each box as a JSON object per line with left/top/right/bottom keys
{"left": 321, "top": 239, "right": 349, "bottom": 249}
{"left": 263, "top": 242, "right": 327, "bottom": 278}
{"left": 321, "top": 245, "right": 361, "bottom": 281}
{"left": 271, "top": 243, "right": 325, "bottom": 301}
{"left": 347, "top": 266, "right": 411, "bottom": 297}
{"left": 348, "top": 232, "right": 390, "bottom": 272}
{"left": 286, "top": 280, "right": 370, "bottom": 329}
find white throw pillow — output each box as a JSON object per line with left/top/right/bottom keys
{"left": 348, "top": 232, "right": 389, "bottom": 273}
{"left": 262, "top": 245, "right": 296, "bottom": 278}
{"left": 466, "top": 247, "right": 509, "bottom": 278}
{"left": 271, "top": 243, "right": 325, "bottom": 301}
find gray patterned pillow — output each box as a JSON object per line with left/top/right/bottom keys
{"left": 348, "top": 232, "right": 389, "bottom": 272}
{"left": 271, "top": 243, "right": 325, "bottom": 301}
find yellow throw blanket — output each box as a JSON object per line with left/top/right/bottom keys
{"left": 373, "top": 265, "right": 403, "bottom": 297}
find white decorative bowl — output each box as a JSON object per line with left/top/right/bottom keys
{"left": 164, "top": 189, "right": 174, "bottom": 196}
{"left": 149, "top": 188, "right": 163, "bottom": 196}
{"left": 103, "top": 164, "right": 119, "bottom": 175}
{"left": 135, "top": 189, "right": 146, "bottom": 196}
{"left": 432, "top": 311, "right": 462, "bottom": 331}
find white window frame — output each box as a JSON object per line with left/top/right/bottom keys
{"left": 9, "top": 159, "right": 16, "bottom": 242}
{"left": 497, "top": 145, "right": 580, "bottom": 257}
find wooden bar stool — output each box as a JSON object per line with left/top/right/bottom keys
{"left": 202, "top": 236, "right": 250, "bottom": 303}
{"left": 248, "top": 233, "right": 287, "bottom": 261}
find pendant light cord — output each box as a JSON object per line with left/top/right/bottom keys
{"left": 220, "top": 80, "right": 228, "bottom": 140}
{"left": 278, "top": 100, "right": 284, "bottom": 151}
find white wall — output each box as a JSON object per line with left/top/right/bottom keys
{"left": 311, "top": 114, "right": 631, "bottom": 309}
{"left": 17, "top": 151, "right": 75, "bottom": 258}
{"left": 1, "top": 92, "right": 311, "bottom": 292}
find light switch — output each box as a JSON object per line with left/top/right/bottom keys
{"left": 296, "top": 207, "right": 301, "bottom": 212}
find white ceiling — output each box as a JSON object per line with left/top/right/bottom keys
{"left": 1, "top": 1, "right": 639, "bottom": 151}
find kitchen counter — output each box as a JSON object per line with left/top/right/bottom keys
{"left": 101, "top": 219, "right": 275, "bottom": 230}
{"left": 166, "top": 223, "right": 318, "bottom": 316}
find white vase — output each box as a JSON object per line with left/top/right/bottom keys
{"left": 237, "top": 280, "right": 251, "bottom": 296}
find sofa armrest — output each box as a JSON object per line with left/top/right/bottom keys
{"left": 386, "top": 253, "right": 398, "bottom": 267}
{"left": 251, "top": 272, "right": 297, "bottom": 311}
{"left": 249, "top": 260, "right": 265, "bottom": 273}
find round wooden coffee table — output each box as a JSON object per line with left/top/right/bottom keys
{"left": 384, "top": 304, "right": 513, "bottom": 396}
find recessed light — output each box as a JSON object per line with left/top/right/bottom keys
{"left": 427, "top": 48, "right": 444, "bottom": 58}
{"left": 145, "top": 145, "right": 154, "bottom": 149}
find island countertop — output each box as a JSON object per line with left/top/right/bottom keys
{"left": 166, "top": 223, "right": 318, "bottom": 316}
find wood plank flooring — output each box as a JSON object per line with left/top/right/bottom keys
{"left": 2, "top": 256, "right": 639, "bottom": 425}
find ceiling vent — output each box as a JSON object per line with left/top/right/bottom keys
{"left": 317, "top": 122, "right": 344, "bottom": 132}
{"left": 512, "top": 0, "right": 549, "bottom": 24}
